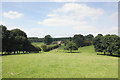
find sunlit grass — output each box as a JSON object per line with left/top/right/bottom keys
{"left": 2, "top": 45, "right": 118, "bottom": 78}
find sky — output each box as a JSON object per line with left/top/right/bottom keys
{"left": 1, "top": 2, "right": 118, "bottom": 38}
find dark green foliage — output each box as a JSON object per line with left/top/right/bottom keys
{"left": 85, "top": 34, "right": 94, "bottom": 41}
{"left": 94, "top": 34, "right": 120, "bottom": 56}
{"left": 47, "top": 44, "right": 59, "bottom": 51}
{"left": 84, "top": 34, "right": 94, "bottom": 46}
{"left": 41, "top": 44, "right": 47, "bottom": 52}
{"left": 1, "top": 25, "right": 11, "bottom": 53}
{"left": 73, "top": 34, "right": 85, "bottom": 47}
{"left": 44, "top": 35, "right": 53, "bottom": 45}
{"left": 10, "top": 29, "right": 28, "bottom": 53}
{"left": 1, "top": 25, "right": 41, "bottom": 54}
{"left": 41, "top": 44, "right": 60, "bottom": 52}
{"left": 64, "top": 41, "right": 78, "bottom": 53}
{"left": 53, "top": 37, "right": 70, "bottom": 42}
{"left": 93, "top": 34, "right": 103, "bottom": 53}
{"left": 28, "top": 37, "right": 43, "bottom": 42}
{"left": 103, "top": 35, "right": 120, "bottom": 55}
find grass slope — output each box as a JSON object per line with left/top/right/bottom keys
{"left": 32, "top": 42, "right": 44, "bottom": 47}
{"left": 2, "top": 45, "right": 118, "bottom": 78}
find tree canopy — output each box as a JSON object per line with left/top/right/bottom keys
{"left": 73, "top": 34, "right": 85, "bottom": 47}
{"left": 94, "top": 34, "right": 120, "bottom": 56}
{"left": 44, "top": 35, "right": 53, "bottom": 45}
{"left": 1, "top": 25, "right": 41, "bottom": 54}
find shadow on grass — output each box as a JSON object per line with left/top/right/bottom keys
{"left": 97, "top": 53, "right": 120, "bottom": 57}
{"left": 65, "top": 51, "right": 81, "bottom": 53}
{"left": 0, "top": 52, "right": 41, "bottom": 56}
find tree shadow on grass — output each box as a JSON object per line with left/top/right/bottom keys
{"left": 97, "top": 53, "right": 120, "bottom": 57}
{"left": 0, "top": 52, "right": 40, "bottom": 56}
{"left": 65, "top": 51, "right": 81, "bottom": 53}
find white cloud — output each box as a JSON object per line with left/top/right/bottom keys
{"left": 2, "top": 0, "right": 119, "bottom": 2}
{"left": 109, "top": 12, "right": 118, "bottom": 20}
{"left": 3, "top": 11, "right": 24, "bottom": 19}
{"left": 53, "top": 3, "right": 103, "bottom": 20}
{"left": 38, "top": 3, "right": 104, "bottom": 33}
{"left": 0, "top": 21, "right": 5, "bottom": 25}
{"left": 38, "top": 3, "right": 118, "bottom": 36}
{"left": 38, "top": 17, "right": 87, "bottom": 27}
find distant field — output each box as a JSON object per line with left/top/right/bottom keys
{"left": 2, "top": 45, "right": 118, "bottom": 78}
{"left": 32, "top": 42, "right": 44, "bottom": 47}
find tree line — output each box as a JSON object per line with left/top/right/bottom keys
{"left": 1, "top": 25, "right": 41, "bottom": 54}
{"left": 1, "top": 26, "right": 61, "bottom": 54}
{"left": 1, "top": 25, "right": 120, "bottom": 56}
{"left": 94, "top": 34, "right": 120, "bottom": 56}
{"left": 28, "top": 37, "right": 71, "bottom": 43}
{"left": 64, "top": 34, "right": 94, "bottom": 52}
{"left": 64, "top": 34, "right": 120, "bottom": 56}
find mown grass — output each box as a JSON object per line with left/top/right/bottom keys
{"left": 2, "top": 44, "right": 118, "bottom": 78}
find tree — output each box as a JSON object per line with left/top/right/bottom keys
{"left": 10, "top": 29, "right": 28, "bottom": 53}
{"left": 85, "top": 34, "right": 94, "bottom": 41}
{"left": 94, "top": 34, "right": 120, "bottom": 56}
{"left": 1, "top": 25, "right": 41, "bottom": 54}
{"left": 93, "top": 34, "right": 104, "bottom": 54}
{"left": 103, "top": 35, "right": 120, "bottom": 56}
{"left": 41, "top": 44, "right": 47, "bottom": 52}
{"left": 73, "top": 34, "right": 85, "bottom": 47}
{"left": 1, "top": 25, "right": 11, "bottom": 54}
{"left": 44, "top": 35, "right": 53, "bottom": 45}
{"left": 65, "top": 41, "right": 78, "bottom": 53}
{"left": 84, "top": 34, "right": 94, "bottom": 46}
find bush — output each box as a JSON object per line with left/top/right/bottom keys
{"left": 41, "top": 44, "right": 60, "bottom": 52}
{"left": 41, "top": 44, "right": 47, "bottom": 52}
{"left": 64, "top": 41, "right": 78, "bottom": 53}
{"left": 47, "top": 44, "right": 59, "bottom": 51}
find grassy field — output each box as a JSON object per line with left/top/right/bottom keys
{"left": 2, "top": 44, "right": 118, "bottom": 78}
{"left": 32, "top": 42, "right": 44, "bottom": 47}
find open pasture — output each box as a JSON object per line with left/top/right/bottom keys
{"left": 2, "top": 45, "right": 118, "bottom": 78}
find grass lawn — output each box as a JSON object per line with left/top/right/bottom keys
{"left": 2, "top": 45, "right": 118, "bottom": 78}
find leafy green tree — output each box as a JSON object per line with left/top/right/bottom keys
{"left": 85, "top": 34, "right": 94, "bottom": 41}
{"left": 94, "top": 34, "right": 120, "bottom": 56}
{"left": 65, "top": 41, "right": 78, "bottom": 53}
{"left": 84, "top": 34, "right": 94, "bottom": 46}
{"left": 103, "top": 35, "right": 120, "bottom": 55}
{"left": 1, "top": 25, "right": 41, "bottom": 54}
{"left": 1, "top": 25, "right": 11, "bottom": 54}
{"left": 10, "top": 29, "right": 28, "bottom": 53}
{"left": 44, "top": 35, "right": 53, "bottom": 45}
{"left": 93, "top": 34, "right": 104, "bottom": 53}
{"left": 41, "top": 44, "right": 47, "bottom": 52}
{"left": 73, "top": 34, "right": 85, "bottom": 47}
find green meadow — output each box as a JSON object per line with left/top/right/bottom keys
{"left": 2, "top": 45, "right": 118, "bottom": 78}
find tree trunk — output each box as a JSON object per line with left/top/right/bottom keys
{"left": 14, "top": 51, "right": 16, "bottom": 54}
{"left": 104, "top": 52, "right": 106, "bottom": 55}
{"left": 110, "top": 52, "right": 112, "bottom": 56}
{"left": 70, "top": 48, "right": 72, "bottom": 53}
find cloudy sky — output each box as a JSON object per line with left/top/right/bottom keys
{"left": 1, "top": 2, "right": 118, "bottom": 37}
